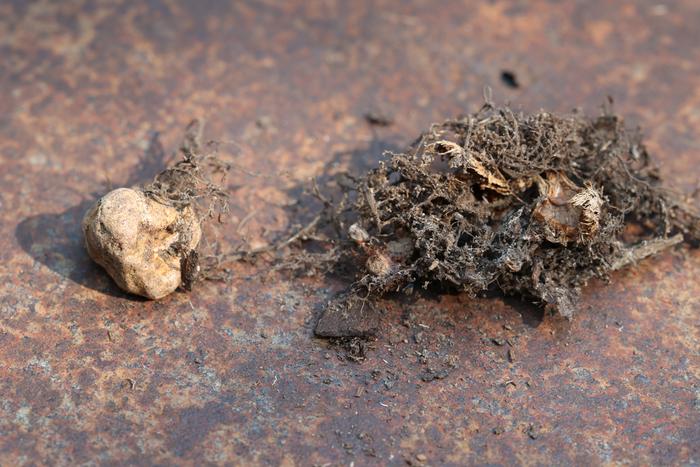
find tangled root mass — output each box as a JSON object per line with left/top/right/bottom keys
{"left": 317, "top": 103, "right": 699, "bottom": 320}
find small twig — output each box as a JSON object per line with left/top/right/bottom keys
{"left": 275, "top": 215, "right": 321, "bottom": 251}
{"left": 205, "top": 214, "right": 323, "bottom": 269}
{"left": 236, "top": 211, "right": 258, "bottom": 234}
{"left": 363, "top": 184, "right": 382, "bottom": 233}
{"left": 611, "top": 234, "right": 684, "bottom": 271}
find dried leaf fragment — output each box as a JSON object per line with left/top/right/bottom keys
{"left": 427, "top": 140, "right": 511, "bottom": 194}
{"left": 533, "top": 171, "right": 603, "bottom": 244}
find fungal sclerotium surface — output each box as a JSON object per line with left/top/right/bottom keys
{"left": 83, "top": 121, "right": 228, "bottom": 299}
{"left": 83, "top": 188, "right": 202, "bottom": 299}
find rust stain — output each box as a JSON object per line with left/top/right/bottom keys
{"left": 1, "top": 0, "right": 699, "bottom": 465}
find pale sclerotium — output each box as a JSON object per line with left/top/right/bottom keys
{"left": 82, "top": 187, "right": 201, "bottom": 299}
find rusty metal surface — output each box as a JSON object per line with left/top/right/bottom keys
{"left": 1, "top": 0, "right": 699, "bottom": 465}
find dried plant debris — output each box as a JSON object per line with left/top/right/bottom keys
{"left": 83, "top": 120, "right": 229, "bottom": 299}
{"left": 312, "top": 102, "right": 699, "bottom": 333}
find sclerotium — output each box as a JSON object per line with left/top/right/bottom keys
{"left": 82, "top": 187, "right": 201, "bottom": 299}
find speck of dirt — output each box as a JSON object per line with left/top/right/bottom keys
{"left": 501, "top": 70, "right": 520, "bottom": 88}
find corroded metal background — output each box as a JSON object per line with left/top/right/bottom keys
{"left": 1, "top": 1, "right": 699, "bottom": 465}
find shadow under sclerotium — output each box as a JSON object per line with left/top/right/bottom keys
{"left": 14, "top": 132, "right": 171, "bottom": 301}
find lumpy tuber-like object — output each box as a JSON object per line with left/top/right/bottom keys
{"left": 82, "top": 187, "right": 201, "bottom": 299}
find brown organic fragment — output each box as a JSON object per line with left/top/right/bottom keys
{"left": 570, "top": 184, "right": 604, "bottom": 240}
{"left": 427, "top": 140, "right": 511, "bottom": 194}
{"left": 611, "top": 234, "right": 684, "bottom": 271}
{"left": 533, "top": 171, "right": 603, "bottom": 244}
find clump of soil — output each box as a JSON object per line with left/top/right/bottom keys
{"left": 83, "top": 120, "right": 229, "bottom": 299}
{"left": 313, "top": 102, "right": 699, "bottom": 331}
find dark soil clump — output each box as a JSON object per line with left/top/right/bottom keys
{"left": 309, "top": 102, "right": 699, "bottom": 331}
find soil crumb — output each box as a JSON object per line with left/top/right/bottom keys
{"left": 308, "top": 101, "right": 699, "bottom": 333}
{"left": 364, "top": 111, "right": 394, "bottom": 127}
{"left": 500, "top": 70, "right": 520, "bottom": 89}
